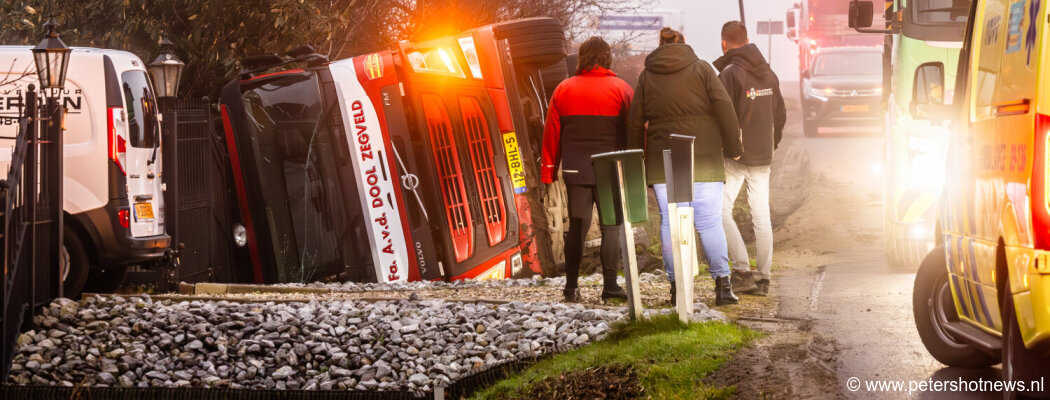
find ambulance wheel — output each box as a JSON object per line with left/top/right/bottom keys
{"left": 1001, "top": 275, "right": 1050, "bottom": 399}
{"left": 803, "top": 118, "right": 818, "bottom": 137}
{"left": 60, "top": 227, "right": 90, "bottom": 299}
{"left": 912, "top": 247, "right": 998, "bottom": 368}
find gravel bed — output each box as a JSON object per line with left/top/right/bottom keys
{"left": 279, "top": 272, "right": 670, "bottom": 293}
{"left": 6, "top": 295, "right": 624, "bottom": 394}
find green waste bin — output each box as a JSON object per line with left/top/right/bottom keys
{"left": 592, "top": 149, "right": 648, "bottom": 226}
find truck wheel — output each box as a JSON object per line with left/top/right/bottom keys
{"left": 1001, "top": 282, "right": 1050, "bottom": 399}
{"left": 564, "top": 54, "right": 579, "bottom": 77}
{"left": 493, "top": 18, "right": 563, "bottom": 39}
{"left": 912, "top": 247, "right": 998, "bottom": 368}
{"left": 60, "top": 227, "right": 90, "bottom": 299}
{"left": 803, "top": 118, "right": 819, "bottom": 137}
{"left": 538, "top": 59, "right": 568, "bottom": 101}
{"left": 494, "top": 18, "right": 566, "bottom": 70}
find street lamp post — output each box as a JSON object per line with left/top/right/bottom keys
{"left": 31, "top": 14, "right": 70, "bottom": 299}
{"left": 147, "top": 34, "right": 184, "bottom": 99}
{"left": 148, "top": 33, "right": 184, "bottom": 285}
{"left": 32, "top": 16, "right": 71, "bottom": 91}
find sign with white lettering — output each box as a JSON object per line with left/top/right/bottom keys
{"left": 330, "top": 61, "right": 411, "bottom": 283}
{"left": 598, "top": 15, "right": 663, "bottom": 31}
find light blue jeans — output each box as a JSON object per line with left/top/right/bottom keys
{"left": 653, "top": 182, "right": 731, "bottom": 281}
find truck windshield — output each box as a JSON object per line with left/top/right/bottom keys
{"left": 240, "top": 72, "right": 370, "bottom": 282}
{"left": 120, "top": 71, "right": 159, "bottom": 148}
{"left": 813, "top": 52, "right": 882, "bottom": 76}
{"left": 912, "top": 0, "right": 970, "bottom": 25}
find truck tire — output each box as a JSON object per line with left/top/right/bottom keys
{"left": 912, "top": 247, "right": 998, "bottom": 368}
{"left": 494, "top": 18, "right": 566, "bottom": 70}
{"left": 1001, "top": 281, "right": 1050, "bottom": 399}
{"left": 506, "top": 32, "right": 564, "bottom": 45}
{"left": 493, "top": 18, "right": 563, "bottom": 39}
{"left": 60, "top": 227, "right": 90, "bottom": 298}
{"left": 565, "top": 53, "right": 579, "bottom": 77}
{"left": 538, "top": 59, "right": 568, "bottom": 101}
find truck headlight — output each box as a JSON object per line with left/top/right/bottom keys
{"left": 233, "top": 223, "right": 247, "bottom": 247}
{"left": 511, "top": 253, "right": 523, "bottom": 276}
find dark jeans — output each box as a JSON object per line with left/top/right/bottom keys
{"left": 564, "top": 184, "right": 621, "bottom": 289}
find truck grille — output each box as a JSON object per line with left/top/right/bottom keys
{"left": 459, "top": 98, "right": 506, "bottom": 246}
{"left": 421, "top": 94, "right": 474, "bottom": 262}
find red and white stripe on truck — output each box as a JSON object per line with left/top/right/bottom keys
{"left": 329, "top": 53, "right": 418, "bottom": 283}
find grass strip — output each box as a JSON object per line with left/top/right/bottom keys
{"left": 471, "top": 314, "right": 758, "bottom": 399}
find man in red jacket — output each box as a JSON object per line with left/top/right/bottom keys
{"left": 541, "top": 37, "right": 634, "bottom": 303}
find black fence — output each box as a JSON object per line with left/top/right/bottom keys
{"left": 159, "top": 98, "right": 241, "bottom": 286}
{"left": 0, "top": 85, "right": 64, "bottom": 381}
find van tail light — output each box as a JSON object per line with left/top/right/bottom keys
{"left": 1032, "top": 113, "right": 1050, "bottom": 249}
{"left": 107, "top": 107, "right": 127, "bottom": 175}
{"left": 117, "top": 209, "right": 130, "bottom": 228}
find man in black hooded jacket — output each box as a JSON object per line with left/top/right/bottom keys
{"left": 713, "top": 21, "right": 786, "bottom": 296}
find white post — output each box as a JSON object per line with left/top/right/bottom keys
{"left": 669, "top": 202, "right": 695, "bottom": 323}
{"left": 615, "top": 160, "right": 643, "bottom": 320}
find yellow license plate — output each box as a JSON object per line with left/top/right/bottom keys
{"left": 841, "top": 105, "right": 870, "bottom": 112}
{"left": 502, "top": 132, "right": 527, "bottom": 194}
{"left": 134, "top": 202, "right": 154, "bottom": 220}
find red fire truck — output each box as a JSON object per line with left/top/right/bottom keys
{"left": 218, "top": 18, "right": 566, "bottom": 284}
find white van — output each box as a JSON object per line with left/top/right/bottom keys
{"left": 0, "top": 47, "right": 169, "bottom": 296}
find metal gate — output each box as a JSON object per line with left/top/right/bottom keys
{"left": 160, "top": 98, "right": 240, "bottom": 285}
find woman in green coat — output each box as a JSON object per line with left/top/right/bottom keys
{"left": 627, "top": 28, "right": 744, "bottom": 306}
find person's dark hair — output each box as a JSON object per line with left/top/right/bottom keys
{"left": 576, "top": 36, "right": 612, "bottom": 74}
{"left": 721, "top": 21, "right": 748, "bottom": 46}
{"left": 659, "top": 27, "right": 684, "bottom": 46}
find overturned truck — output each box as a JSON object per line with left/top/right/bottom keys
{"left": 217, "top": 18, "right": 567, "bottom": 284}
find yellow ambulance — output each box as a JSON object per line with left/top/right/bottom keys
{"left": 911, "top": 0, "right": 1050, "bottom": 389}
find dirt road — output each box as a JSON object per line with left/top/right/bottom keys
{"left": 709, "top": 86, "right": 1002, "bottom": 399}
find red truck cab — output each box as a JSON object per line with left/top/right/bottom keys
{"left": 219, "top": 19, "right": 565, "bottom": 283}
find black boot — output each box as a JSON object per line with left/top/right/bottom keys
{"left": 601, "top": 284, "right": 628, "bottom": 301}
{"left": 715, "top": 276, "right": 739, "bottom": 306}
{"left": 670, "top": 281, "right": 676, "bottom": 305}
{"left": 564, "top": 288, "right": 581, "bottom": 303}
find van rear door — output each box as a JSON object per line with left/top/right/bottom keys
{"left": 117, "top": 70, "right": 165, "bottom": 237}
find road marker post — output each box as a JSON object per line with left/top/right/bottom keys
{"left": 592, "top": 150, "right": 647, "bottom": 320}
{"left": 664, "top": 134, "right": 696, "bottom": 323}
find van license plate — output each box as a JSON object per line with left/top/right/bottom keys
{"left": 841, "top": 105, "right": 870, "bottom": 112}
{"left": 134, "top": 203, "right": 154, "bottom": 220}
